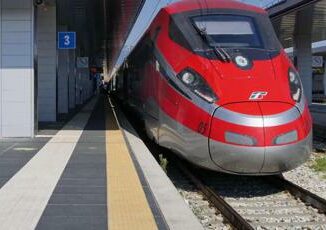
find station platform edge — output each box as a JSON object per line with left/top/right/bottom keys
{"left": 0, "top": 96, "right": 203, "bottom": 230}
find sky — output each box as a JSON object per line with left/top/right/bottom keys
{"left": 241, "top": 0, "right": 276, "bottom": 7}
{"left": 111, "top": 0, "right": 276, "bottom": 76}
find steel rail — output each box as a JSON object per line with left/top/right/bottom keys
{"left": 176, "top": 161, "right": 254, "bottom": 230}
{"left": 176, "top": 160, "right": 326, "bottom": 229}
{"left": 269, "top": 175, "right": 326, "bottom": 213}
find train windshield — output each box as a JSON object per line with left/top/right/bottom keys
{"left": 192, "top": 15, "right": 263, "bottom": 49}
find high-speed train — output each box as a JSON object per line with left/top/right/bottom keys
{"left": 113, "top": 0, "right": 312, "bottom": 175}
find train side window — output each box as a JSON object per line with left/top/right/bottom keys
{"left": 143, "top": 33, "right": 153, "bottom": 60}
{"left": 169, "top": 17, "right": 192, "bottom": 51}
{"left": 152, "top": 27, "right": 161, "bottom": 44}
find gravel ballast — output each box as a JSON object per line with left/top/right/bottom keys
{"left": 283, "top": 141, "right": 326, "bottom": 199}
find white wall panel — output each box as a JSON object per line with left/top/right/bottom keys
{"left": 2, "top": 32, "right": 31, "bottom": 43}
{"left": 2, "top": 21, "right": 31, "bottom": 31}
{"left": 2, "top": 44, "right": 32, "bottom": 55}
{"left": 0, "top": 0, "right": 34, "bottom": 137}
{"left": 1, "top": 0, "right": 30, "bottom": 8}
{"left": 2, "top": 9, "right": 31, "bottom": 20}
{"left": 37, "top": 6, "right": 56, "bottom": 122}
{"left": 2, "top": 69, "right": 30, "bottom": 102}
{"left": 2, "top": 102, "right": 30, "bottom": 125}
{"left": 2, "top": 56, "right": 32, "bottom": 67}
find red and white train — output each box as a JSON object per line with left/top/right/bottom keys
{"left": 112, "top": 0, "right": 312, "bottom": 175}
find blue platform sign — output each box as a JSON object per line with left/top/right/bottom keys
{"left": 58, "top": 32, "right": 76, "bottom": 49}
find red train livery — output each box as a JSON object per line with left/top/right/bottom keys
{"left": 113, "top": 0, "right": 312, "bottom": 175}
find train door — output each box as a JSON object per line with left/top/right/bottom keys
{"left": 155, "top": 53, "right": 180, "bottom": 149}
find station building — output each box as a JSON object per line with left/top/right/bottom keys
{"left": 0, "top": 0, "right": 143, "bottom": 138}
{"left": 268, "top": 0, "right": 326, "bottom": 103}
{"left": 0, "top": 0, "right": 325, "bottom": 138}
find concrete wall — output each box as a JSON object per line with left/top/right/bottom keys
{"left": 37, "top": 6, "right": 56, "bottom": 122}
{"left": 0, "top": 0, "right": 34, "bottom": 137}
{"left": 0, "top": 0, "right": 96, "bottom": 137}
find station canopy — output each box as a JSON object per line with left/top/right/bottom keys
{"left": 56, "top": 0, "right": 144, "bottom": 70}
{"left": 268, "top": 0, "right": 326, "bottom": 48}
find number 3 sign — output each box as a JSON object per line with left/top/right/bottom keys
{"left": 58, "top": 32, "right": 76, "bottom": 49}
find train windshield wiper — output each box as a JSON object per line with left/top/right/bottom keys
{"left": 193, "top": 25, "right": 231, "bottom": 63}
{"left": 213, "top": 47, "right": 232, "bottom": 63}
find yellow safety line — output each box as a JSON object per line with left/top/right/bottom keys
{"left": 105, "top": 101, "right": 158, "bottom": 230}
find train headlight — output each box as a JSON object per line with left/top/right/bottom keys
{"left": 225, "top": 132, "right": 257, "bottom": 146}
{"left": 288, "top": 69, "right": 302, "bottom": 102}
{"left": 274, "top": 130, "right": 298, "bottom": 145}
{"left": 181, "top": 72, "right": 196, "bottom": 85}
{"left": 178, "top": 68, "right": 217, "bottom": 103}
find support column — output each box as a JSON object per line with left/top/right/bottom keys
{"left": 57, "top": 25, "right": 69, "bottom": 117}
{"left": 68, "top": 49, "right": 76, "bottom": 110}
{"left": 293, "top": 7, "right": 314, "bottom": 105}
{"left": 37, "top": 4, "right": 57, "bottom": 122}
{"left": 0, "top": 0, "right": 34, "bottom": 137}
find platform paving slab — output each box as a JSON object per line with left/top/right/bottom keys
{"left": 0, "top": 98, "right": 97, "bottom": 230}
{"left": 36, "top": 97, "right": 107, "bottom": 230}
{"left": 0, "top": 112, "right": 89, "bottom": 188}
{"left": 0, "top": 136, "right": 56, "bottom": 189}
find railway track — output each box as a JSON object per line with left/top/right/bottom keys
{"left": 177, "top": 161, "right": 326, "bottom": 230}
{"left": 119, "top": 101, "right": 326, "bottom": 229}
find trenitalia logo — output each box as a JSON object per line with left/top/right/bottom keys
{"left": 249, "top": 92, "right": 268, "bottom": 100}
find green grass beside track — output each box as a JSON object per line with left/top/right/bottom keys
{"left": 313, "top": 157, "right": 326, "bottom": 173}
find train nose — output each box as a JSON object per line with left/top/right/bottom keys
{"left": 209, "top": 102, "right": 265, "bottom": 174}
{"left": 209, "top": 102, "right": 311, "bottom": 175}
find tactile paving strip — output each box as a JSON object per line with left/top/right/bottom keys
{"left": 106, "top": 103, "right": 157, "bottom": 230}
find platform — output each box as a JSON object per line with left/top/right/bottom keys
{"left": 0, "top": 96, "right": 202, "bottom": 230}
